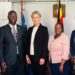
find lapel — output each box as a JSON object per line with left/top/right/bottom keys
{"left": 7, "top": 24, "right": 22, "bottom": 42}
{"left": 34, "top": 24, "right": 42, "bottom": 39}
{"left": 17, "top": 25, "right": 22, "bottom": 41}
{"left": 29, "top": 26, "right": 34, "bottom": 41}
{"left": 29, "top": 24, "right": 42, "bottom": 43}
{"left": 6, "top": 24, "right": 17, "bottom": 42}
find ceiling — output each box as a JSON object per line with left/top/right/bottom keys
{"left": 1, "top": 0, "right": 75, "bottom": 3}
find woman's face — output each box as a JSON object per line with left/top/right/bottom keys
{"left": 32, "top": 14, "right": 41, "bottom": 26}
{"left": 55, "top": 24, "right": 62, "bottom": 35}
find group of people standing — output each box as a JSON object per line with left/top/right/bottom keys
{"left": 0, "top": 10, "right": 74, "bottom": 75}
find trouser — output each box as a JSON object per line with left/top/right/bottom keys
{"left": 29, "top": 55, "right": 45, "bottom": 75}
{"left": 50, "top": 60, "right": 71, "bottom": 75}
{"left": 6, "top": 55, "right": 25, "bottom": 75}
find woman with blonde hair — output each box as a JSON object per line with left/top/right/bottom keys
{"left": 26, "top": 11, "right": 49, "bottom": 75}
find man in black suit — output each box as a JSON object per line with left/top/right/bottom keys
{"left": 26, "top": 11, "right": 49, "bottom": 75}
{"left": 70, "top": 30, "right": 75, "bottom": 74}
{"left": 70, "top": 30, "right": 75, "bottom": 63}
{"left": 0, "top": 10, "right": 27, "bottom": 75}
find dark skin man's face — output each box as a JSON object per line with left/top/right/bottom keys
{"left": 8, "top": 13, "right": 17, "bottom": 25}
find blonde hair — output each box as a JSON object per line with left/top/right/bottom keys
{"left": 31, "top": 11, "right": 41, "bottom": 18}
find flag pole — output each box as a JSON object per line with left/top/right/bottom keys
{"left": 58, "top": 0, "right": 60, "bottom": 9}
{"left": 57, "top": 0, "right": 60, "bottom": 23}
{"left": 20, "top": 0, "right": 26, "bottom": 29}
{"left": 58, "top": 0, "right": 59, "bottom": 8}
{"left": 57, "top": 0, "right": 64, "bottom": 30}
{"left": 20, "top": 0, "right": 24, "bottom": 25}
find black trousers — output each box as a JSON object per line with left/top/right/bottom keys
{"left": 6, "top": 55, "right": 25, "bottom": 75}
{"left": 30, "top": 55, "right": 45, "bottom": 75}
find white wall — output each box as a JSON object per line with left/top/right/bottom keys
{"left": 0, "top": 2, "right": 12, "bottom": 27}
{"left": 12, "top": 2, "right": 75, "bottom": 36}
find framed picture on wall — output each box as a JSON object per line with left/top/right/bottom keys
{"left": 53, "top": 4, "right": 65, "bottom": 17}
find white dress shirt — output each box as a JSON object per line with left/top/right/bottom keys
{"left": 30, "top": 26, "right": 38, "bottom": 55}
{"left": 9, "top": 23, "right": 17, "bottom": 34}
{"left": 9, "top": 24, "right": 19, "bottom": 54}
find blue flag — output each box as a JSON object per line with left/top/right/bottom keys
{"left": 22, "top": 15, "right": 26, "bottom": 29}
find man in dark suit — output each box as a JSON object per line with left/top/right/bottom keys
{"left": 0, "top": 10, "right": 27, "bottom": 75}
{"left": 70, "top": 30, "right": 75, "bottom": 63}
{"left": 26, "top": 11, "right": 49, "bottom": 75}
{"left": 70, "top": 30, "right": 75, "bottom": 75}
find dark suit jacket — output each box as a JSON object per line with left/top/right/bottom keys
{"left": 0, "top": 24, "right": 27, "bottom": 65}
{"left": 26, "top": 24, "right": 49, "bottom": 62}
{"left": 70, "top": 30, "right": 75, "bottom": 57}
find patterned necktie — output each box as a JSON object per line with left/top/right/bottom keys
{"left": 12, "top": 26, "right": 19, "bottom": 54}
{"left": 12, "top": 26, "right": 17, "bottom": 42}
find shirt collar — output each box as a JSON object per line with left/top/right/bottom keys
{"left": 9, "top": 23, "right": 17, "bottom": 29}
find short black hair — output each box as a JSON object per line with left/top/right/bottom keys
{"left": 8, "top": 10, "right": 17, "bottom": 17}
{"left": 55, "top": 23, "right": 64, "bottom": 32}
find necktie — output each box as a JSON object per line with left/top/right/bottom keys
{"left": 12, "top": 26, "right": 19, "bottom": 54}
{"left": 12, "top": 26, "right": 17, "bottom": 42}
